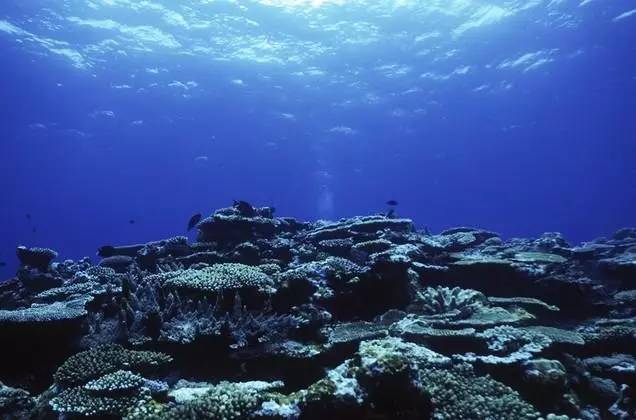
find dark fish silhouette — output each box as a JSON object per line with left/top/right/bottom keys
{"left": 187, "top": 213, "right": 202, "bottom": 231}
{"left": 32, "top": 227, "right": 37, "bottom": 233}
{"left": 0, "top": 262, "right": 6, "bottom": 267}
{"left": 233, "top": 200, "right": 256, "bottom": 217}
{"left": 98, "top": 245, "right": 116, "bottom": 257}
{"left": 386, "top": 200, "right": 398, "bottom": 206}
{"left": 128, "top": 219, "right": 136, "bottom": 225}
{"left": 26, "top": 213, "right": 32, "bottom": 221}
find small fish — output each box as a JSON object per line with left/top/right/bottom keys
{"left": 187, "top": 213, "right": 202, "bottom": 232}
{"left": 386, "top": 200, "right": 398, "bottom": 206}
{"left": 26, "top": 213, "right": 32, "bottom": 221}
{"left": 0, "top": 262, "right": 6, "bottom": 267}
{"left": 32, "top": 227, "right": 37, "bottom": 233}
{"left": 128, "top": 219, "right": 136, "bottom": 225}
{"left": 98, "top": 245, "right": 116, "bottom": 257}
{"left": 233, "top": 200, "right": 256, "bottom": 217}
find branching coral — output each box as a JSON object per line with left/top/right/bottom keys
{"left": 458, "top": 326, "right": 552, "bottom": 365}
{"left": 51, "top": 349, "right": 170, "bottom": 417}
{"left": 407, "top": 286, "right": 534, "bottom": 328}
{"left": 84, "top": 370, "right": 146, "bottom": 394}
{"left": 414, "top": 286, "right": 488, "bottom": 318}
{"left": 53, "top": 344, "right": 172, "bottom": 388}
{"left": 110, "top": 275, "right": 304, "bottom": 348}
{"left": 126, "top": 381, "right": 279, "bottom": 420}
{"left": 356, "top": 338, "right": 539, "bottom": 419}
{"left": 50, "top": 368, "right": 162, "bottom": 418}
{"left": 146, "top": 263, "right": 275, "bottom": 295}
{"left": 0, "top": 299, "right": 87, "bottom": 324}
{"left": 417, "top": 362, "right": 540, "bottom": 419}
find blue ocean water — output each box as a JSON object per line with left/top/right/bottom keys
{"left": 0, "top": 0, "right": 635, "bottom": 279}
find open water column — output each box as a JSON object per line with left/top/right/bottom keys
{"left": 0, "top": 1, "right": 635, "bottom": 419}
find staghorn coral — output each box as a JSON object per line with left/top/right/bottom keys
{"left": 157, "top": 294, "right": 304, "bottom": 348}
{"left": 111, "top": 273, "right": 304, "bottom": 347}
{"left": 160, "top": 298, "right": 303, "bottom": 349}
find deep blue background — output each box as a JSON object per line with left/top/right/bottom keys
{"left": 1, "top": 1, "right": 635, "bottom": 280}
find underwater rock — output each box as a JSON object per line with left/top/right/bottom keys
{"left": 609, "top": 384, "right": 636, "bottom": 419}
{"left": 17, "top": 268, "right": 63, "bottom": 293}
{"left": 612, "top": 228, "right": 636, "bottom": 241}
{"left": 197, "top": 207, "right": 284, "bottom": 244}
{"left": 0, "top": 382, "right": 35, "bottom": 419}
{"left": 433, "top": 227, "right": 500, "bottom": 251}
{"left": 598, "top": 254, "right": 636, "bottom": 289}
{"left": 98, "top": 244, "right": 144, "bottom": 258}
{"left": 16, "top": 246, "right": 58, "bottom": 271}
{"left": 583, "top": 354, "right": 636, "bottom": 385}
{"left": 522, "top": 359, "right": 568, "bottom": 389}
{"left": 306, "top": 216, "right": 414, "bottom": 242}
{"left": 99, "top": 255, "right": 136, "bottom": 273}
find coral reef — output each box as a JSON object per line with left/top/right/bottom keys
{"left": 148, "top": 263, "right": 275, "bottom": 295}
{"left": 0, "top": 206, "right": 635, "bottom": 419}
{"left": 53, "top": 344, "right": 172, "bottom": 387}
